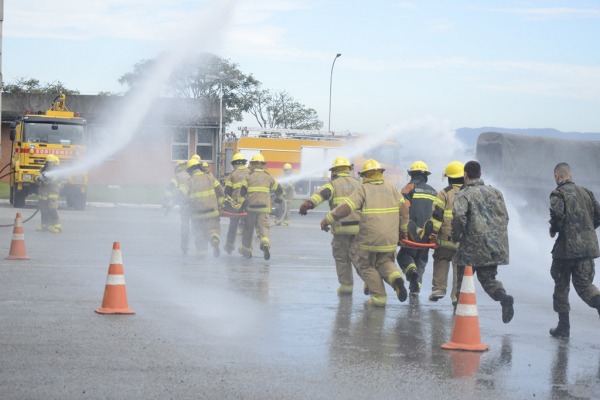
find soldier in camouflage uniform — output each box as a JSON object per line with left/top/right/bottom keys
{"left": 451, "top": 160, "right": 514, "bottom": 324}
{"left": 548, "top": 162, "right": 600, "bottom": 338}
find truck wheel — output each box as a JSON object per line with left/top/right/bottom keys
{"left": 12, "top": 188, "right": 26, "bottom": 208}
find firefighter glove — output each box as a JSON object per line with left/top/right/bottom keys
{"left": 549, "top": 228, "right": 556, "bottom": 238}
{"left": 320, "top": 217, "right": 330, "bottom": 232}
{"left": 274, "top": 197, "right": 283, "bottom": 204}
{"left": 428, "top": 233, "right": 438, "bottom": 244}
{"left": 299, "top": 200, "right": 315, "bottom": 215}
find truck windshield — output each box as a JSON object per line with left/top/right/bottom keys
{"left": 23, "top": 122, "right": 86, "bottom": 145}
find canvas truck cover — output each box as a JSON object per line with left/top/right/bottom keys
{"left": 476, "top": 132, "right": 600, "bottom": 194}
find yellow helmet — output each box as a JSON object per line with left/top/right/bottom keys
{"left": 191, "top": 154, "right": 201, "bottom": 161}
{"left": 408, "top": 160, "right": 430, "bottom": 175}
{"left": 231, "top": 152, "right": 247, "bottom": 164}
{"left": 283, "top": 163, "right": 292, "bottom": 170}
{"left": 329, "top": 156, "right": 352, "bottom": 171}
{"left": 46, "top": 154, "right": 60, "bottom": 166}
{"left": 444, "top": 161, "right": 464, "bottom": 178}
{"left": 187, "top": 158, "right": 200, "bottom": 169}
{"left": 359, "top": 159, "right": 385, "bottom": 175}
{"left": 251, "top": 154, "right": 265, "bottom": 163}
{"left": 201, "top": 161, "right": 209, "bottom": 168}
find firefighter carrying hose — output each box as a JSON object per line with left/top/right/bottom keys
{"left": 164, "top": 160, "right": 191, "bottom": 254}
{"left": 179, "top": 158, "right": 225, "bottom": 257}
{"left": 239, "top": 154, "right": 283, "bottom": 260}
{"left": 36, "top": 154, "right": 62, "bottom": 233}
{"left": 321, "top": 159, "right": 410, "bottom": 307}
{"left": 397, "top": 161, "right": 437, "bottom": 297}
{"left": 427, "top": 161, "right": 463, "bottom": 303}
{"left": 300, "top": 156, "right": 362, "bottom": 295}
{"left": 223, "top": 152, "right": 250, "bottom": 254}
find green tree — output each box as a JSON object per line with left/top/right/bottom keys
{"left": 118, "top": 53, "right": 260, "bottom": 126}
{"left": 2, "top": 78, "right": 80, "bottom": 95}
{"left": 246, "top": 89, "right": 323, "bottom": 130}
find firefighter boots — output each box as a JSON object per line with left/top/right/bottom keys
{"left": 408, "top": 274, "right": 420, "bottom": 296}
{"left": 211, "top": 239, "right": 220, "bottom": 258}
{"left": 260, "top": 244, "right": 270, "bottom": 261}
{"left": 394, "top": 278, "right": 408, "bottom": 302}
{"left": 429, "top": 290, "right": 444, "bottom": 302}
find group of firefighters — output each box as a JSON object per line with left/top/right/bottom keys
{"left": 29, "top": 148, "right": 600, "bottom": 337}
{"left": 164, "top": 153, "right": 287, "bottom": 260}
{"left": 164, "top": 151, "right": 600, "bottom": 337}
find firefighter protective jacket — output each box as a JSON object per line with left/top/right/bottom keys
{"left": 165, "top": 169, "right": 190, "bottom": 206}
{"left": 327, "top": 179, "right": 409, "bottom": 252}
{"left": 401, "top": 175, "right": 437, "bottom": 228}
{"left": 240, "top": 168, "right": 283, "bottom": 213}
{"left": 225, "top": 166, "right": 250, "bottom": 202}
{"left": 430, "top": 184, "right": 462, "bottom": 249}
{"left": 310, "top": 173, "right": 361, "bottom": 235}
{"left": 180, "top": 170, "right": 224, "bottom": 219}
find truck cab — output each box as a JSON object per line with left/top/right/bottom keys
{"left": 9, "top": 94, "right": 89, "bottom": 210}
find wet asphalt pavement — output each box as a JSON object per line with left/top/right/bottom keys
{"left": 1, "top": 202, "right": 600, "bottom": 399}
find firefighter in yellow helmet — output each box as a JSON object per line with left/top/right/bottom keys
{"left": 300, "top": 156, "right": 363, "bottom": 295}
{"left": 398, "top": 160, "right": 438, "bottom": 297}
{"left": 164, "top": 160, "right": 192, "bottom": 254}
{"left": 427, "top": 161, "right": 464, "bottom": 304}
{"left": 238, "top": 153, "right": 284, "bottom": 260}
{"left": 321, "top": 159, "right": 410, "bottom": 307}
{"left": 35, "top": 154, "right": 63, "bottom": 233}
{"left": 223, "top": 153, "right": 250, "bottom": 254}
{"left": 277, "top": 163, "right": 296, "bottom": 226}
{"left": 179, "top": 158, "right": 225, "bottom": 257}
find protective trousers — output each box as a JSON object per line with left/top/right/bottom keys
{"left": 551, "top": 257, "right": 600, "bottom": 313}
{"left": 431, "top": 246, "right": 458, "bottom": 300}
{"left": 40, "top": 196, "right": 60, "bottom": 228}
{"left": 225, "top": 216, "right": 244, "bottom": 252}
{"left": 356, "top": 250, "right": 403, "bottom": 301}
{"left": 397, "top": 247, "right": 429, "bottom": 284}
{"left": 332, "top": 234, "right": 360, "bottom": 287}
{"left": 180, "top": 205, "right": 191, "bottom": 254}
{"left": 242, "top": 211, "right": 270, "bottom": 252}
{"left": 191, "top": 216, "right": 220, "bottom": 256}
{"left": 283, "top": 200, "right": 292, "bottom": 225}
{"left": 456, "top": 264, "right": 506, "bottom": 302}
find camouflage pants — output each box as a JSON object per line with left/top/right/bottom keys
{"left": 551, "top": 258, "right": 600, "bottom": 313}
{"left": 456, "top": 265, "right": 507, "bottom": 302}
{"left": 331, "top": 234, "right": 361, "bottom": 287}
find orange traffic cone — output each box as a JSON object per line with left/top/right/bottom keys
{"left": 441, "top": 266, "right": 489, "bottom": 351}
{"left": 95, "top": 242, "right": 135, "bottom": 315}
{"left": 6, "top": 212, "right": 30, "bottom": 260}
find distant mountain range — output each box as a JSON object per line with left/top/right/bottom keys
{"left": 456, "top": 127, "right": 600, "bottom": 147}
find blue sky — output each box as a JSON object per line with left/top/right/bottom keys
{"left": 3, "top": 0, "right": 600, "bottom": 135}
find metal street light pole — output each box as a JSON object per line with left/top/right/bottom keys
{"left": 328, "top": 53, "right": 342, "bottom": 134}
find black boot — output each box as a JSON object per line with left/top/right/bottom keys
{"left": 549, "top": 312, "right": 570, "bottom": 338}
{"left": 500, "top": 294, "right": 514, "bottom": 323}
